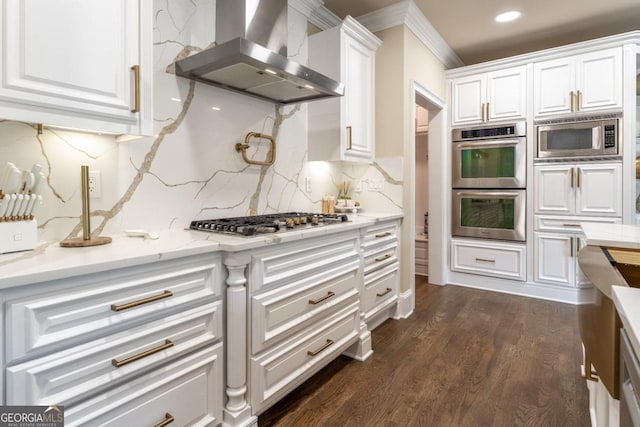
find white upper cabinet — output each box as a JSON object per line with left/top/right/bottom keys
{"left": 451, "top": 65, "right": 526, "bottom": 126}
{"left": 308, "top": 16, "right": 382, "bottom": 163}
{"left": 0, "top": 0, "right": 153, "bottom": 136}
{"left": 533, "top": 47, "right": 622, "bottom": 118}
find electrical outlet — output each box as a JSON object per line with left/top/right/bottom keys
{"left": 88, "top": 171, "right": 101, "bottom": 198}
{"left": 305, "top": 176, "right": 312, "bottom": 193}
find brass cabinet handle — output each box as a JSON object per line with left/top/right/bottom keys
{"left": 376, "top": 287, "right": 393, "bottom": 297}
{"left": 111, "top": 290, "right": 173, "bottom": 312}
{"left": 346, "top": 126, "right": 353, "bottom": 150}
{"left": 131, "top": 65, "right": 140, "bottom": 113}
{"left": 307, "top": 339, "right": 334, "bottom": 357}
{"left": 485, "top": 102, "right": 490, "bottom": 121}
{"left": 563, "top": 223, "right": 581, "bottom": 227}
{"left": 155, "top": 413, "right": 175, "bottom": 427}
{"left": 375, "top": 232, "right": 391, "bottom": 238}
{"left": 570, "top": 167, "right": 574, "bottom": 188}
{"left": 309, "top": 291, "right": 336, "bottom": 305}
{"left": 570, "top": 90, "right": 574, "bottom": 112}
{"left": 576, "top": 167, "right": 581, "bottom": 188}
{"left": 570, "top": 237, "right": 574, "bottom": 257}
{"left": 577, "top": 90, "right": 582, "bottom": 111}
{"left": 475, "top": 257, "right": 495, "bottom": 263}
{"left": 112, "top": 339, "right": 174, "bottom": 368}
{"left": 481, "top": 103, "right": 486, "bottom": 122}
{"left": 375, "top": 254, "right": 392, "bottom": 262}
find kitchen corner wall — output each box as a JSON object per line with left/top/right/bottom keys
{"left": 0, "top": 1, "right": 403, "bottom": 244}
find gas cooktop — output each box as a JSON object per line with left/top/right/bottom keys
{"left": 189, "top": 212, "right": 349, "bottom": 236}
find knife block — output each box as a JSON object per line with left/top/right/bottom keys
{"left": 0, "top": 220, "right": 37, "bottom": 254}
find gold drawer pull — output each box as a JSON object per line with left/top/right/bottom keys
{"left": 376, "top": 287, "right": 393, "bottom": 297}
{"left": 111, "top": 290, "right": 173, "bottom": 312}
{"left": 563, "top": 223, "right": 581, "bottom": 227}
{"left": 112, "top": 339, "right": 174, "bottom": 368}
{"left": 307, "top": 339, "right": 334, "bottom": 357}
{"left": 309, "top": 291, "right": 336, "bottom": 305}
{"left": 375, "top": 232, "right": 391, "bottom": 238}
{"left": 155, "top": 413, "right": 175, "bottom": 427}
{"left": 475, "top": 257, "right": 495, "bottom": 263}
{"left": 346, "top": 126, "right": 353, "bottom": 150}
{"left": 375, "top": 254, "right": 392, "bottom": 262}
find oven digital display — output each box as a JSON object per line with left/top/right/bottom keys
{"left": 460, "top": 125, "right": 515, "bottom": 139}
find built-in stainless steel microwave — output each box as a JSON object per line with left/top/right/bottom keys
{"left": 537, "top": 118, "right": 619, "bottom": 160}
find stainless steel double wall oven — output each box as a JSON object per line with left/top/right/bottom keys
{"left": 451, "top": 121, "right": 527, "bottom": 242}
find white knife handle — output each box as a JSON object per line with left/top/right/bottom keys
{"left": 28, "top": 195, "right": 42, "bottom": 219}
{"left": 24, "top": 195, "right": 37, "bottom": 219}
{"left": 10, "top": 194, "right": 23, "bottom": 218}
{"left": 4, "top": 195, "right": 16, "bottom": 220}
{"left": 17, "top": 194, "right": 31, "bottom": 219}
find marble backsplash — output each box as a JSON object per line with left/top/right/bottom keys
{"left": 0, "top": 1, "right": 402, "bottom": 244}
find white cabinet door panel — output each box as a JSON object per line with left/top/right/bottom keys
{"left": 576, "top": 163, "right": 622, "bottom": 216}
{"left": 452, "top": 75, "right": 485, "bottom": 125}
{"left": 487, "top": 66, "right": 526, "bottom": 121}
{"left": 534, "top": 164, "right": 574, "bottom": 214}
{"left": 534, "top": 233, "right": 573, "bottom": 287}
{"left": 577, "top": 48, "right": 622, "bottom": 112}
{"left": 534, "top": 58, "right": 574, "bottom": 117}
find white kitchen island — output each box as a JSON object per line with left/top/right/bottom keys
{"left": 581, "top": 222, "right": 640, "bottom": 427}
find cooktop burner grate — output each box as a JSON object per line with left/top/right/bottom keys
{"left": 190, "top": 212, "right": 348, "bottom": 236}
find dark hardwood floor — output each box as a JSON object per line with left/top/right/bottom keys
{"left": 258, "top": 276, "right": 591, "bottom": 427}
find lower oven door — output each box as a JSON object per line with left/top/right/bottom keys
{"left": 452, "top": 189, "right": 526, "bottom": 241}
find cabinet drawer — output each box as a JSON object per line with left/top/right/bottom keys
{"left": 5, "top": 253, "right": 222, "bottom": 362}
{"left": 362, "top": 263, "right": 399, "bottom": 316}
{"left": 65, "top": 343, "right": 223, "bottom": 427}
{"left": 535, "top": 215, "right": 621, "bottom": 232}
{"left": 249, "top": 231, "right": 361, "bottom": 293}
{"left": 364, "top": 243, "right": 398, "bottom": 277}
{"left": 361, "top": 221, "right": 399, "bottom": 255}
{"left": 6, "top": 301, "right": 222, "bottom": 406}
{"left": 451, "top": 239, "right": 526, "bottom": 281}
{"left": 251, "top": 259, "right": 359, "bottom": 353}
{"left": 250, "top": 302, "right": 360, "bottom": 413}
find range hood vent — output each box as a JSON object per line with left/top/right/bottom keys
{"left": 175, "top": 0, "right": 344, "bottom": 104}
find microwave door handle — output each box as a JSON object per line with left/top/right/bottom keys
{"left": 456, "top": 191, "right": 519, "bottom": 198}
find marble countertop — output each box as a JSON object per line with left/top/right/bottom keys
{"left": 0, "top": 213, "right": 402, "bottom": 291}
{"left": 612, "top": 285, "right": 640, "bottom": 359}
{"left": 581, "top": 223, "right": 640, "bottom": 249}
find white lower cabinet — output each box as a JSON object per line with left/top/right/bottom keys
{"left": 415, "top": 238, "right": 428, "bottom": 276}
{"left": 65, "top": 343, "right": 223, "bottom": 426}
{"left": 247, "top": 231, "right": 364, "bottom": 414}
{"left": 451, "top": 238, "right": 526, "bottom": 281}
{"left": 361, "top": 219, "right": 401, "bottom": 327}
{"left": 534, "top": 215, "right": 621, "bottom": 288}
{"left": 2, "top": 252, "right": 224, "bottom": 425}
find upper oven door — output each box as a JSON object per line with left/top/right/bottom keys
{"left": 452, "top": 137, "right": 526, "bottom": 188}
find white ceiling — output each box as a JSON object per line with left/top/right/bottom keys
{"left": 321, "top": 0, "right": 640, "bottom": 65}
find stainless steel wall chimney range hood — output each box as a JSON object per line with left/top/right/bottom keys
{"left": 175, "top": 0, "right": 344, "bottom": 104}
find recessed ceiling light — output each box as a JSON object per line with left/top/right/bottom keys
{"left": 495, "top": 10, "right": 521, "bottom": 23}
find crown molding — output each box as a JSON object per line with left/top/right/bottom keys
{"left": 357, "top": 0, "right": 464, "bottom": 69}
{"left": 288, "top": 0, "right": 322, "bottom": 18}
{"left": 309, "top": 5, "right": 341, "bottom": 30}
{"left": 342, "top": 15, "right": 382, "bottom": 51}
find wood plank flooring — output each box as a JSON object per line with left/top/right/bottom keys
{"left": 258, "top": 277, "right": 591, "bottom": 427}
